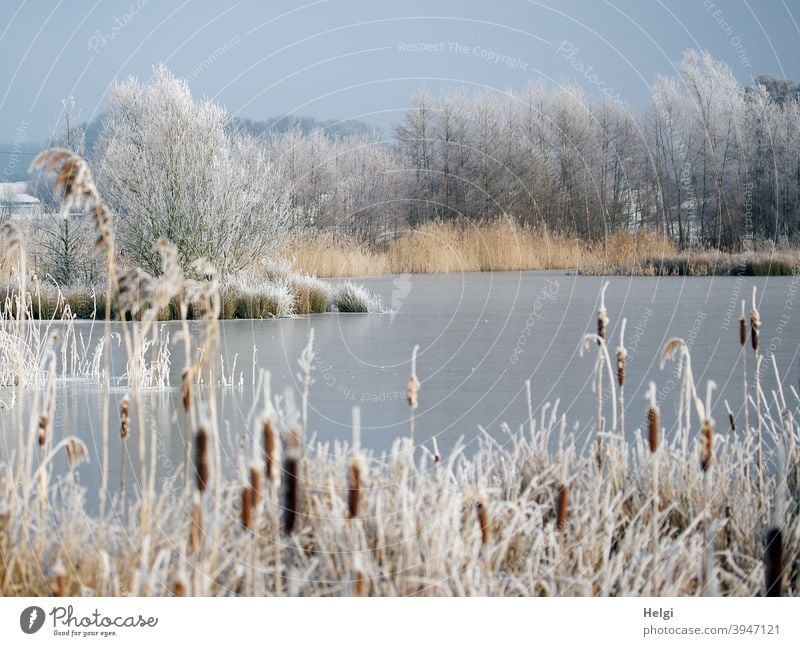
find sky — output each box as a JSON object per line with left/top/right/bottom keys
{"left": 1, "top": 0, "right": 799, "bottom": 143}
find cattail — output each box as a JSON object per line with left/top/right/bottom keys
{"left": 249, "top": 465, "right": 261, "bottom": 509}
{"left": 262, "top": 416, "right": 279, "bottom": 487}
{"left": 282, "top": 429, "right": 300, "bottom": 535}
{"left": 354, "top": 568, "right": 367, "bottom": 597}
{"left": 764, "top": 527, "right": 783, "bottom": 597}
{"left": 616, "top": 347, "right": 626, "bottom": 386}
{"left": 476, "top": 497, "right": 490, "bottom": 546}
{"left": 120, "top": 395, "right": 130, "bottom": 439}
{"left": 174, "top": 579, "right": 187, "bottom": 597}
{"left": 647, "top": 408, "right": 659, "bottom": 453}
{"left": 190, "top": 500, "right": 202, "bottom": 551}
{"left": 181, "top": 368, "right": 191, "bottom": 413}
{"left": 700, "top": 419, "right": 713, "bottom": 472}
{"left": 597, "top": 281, "right": 609, "bottom": 345}
{"left": 432, "top": 436, "right": 441, "bottom": 464}
{"left": 647, "top": 382, "right": 659, "bottom": 453}
{"left": 348, "top": 457, "right": 362, "bottom": 519}
{"left": 37, "top": 413, "right": 48, "bottom": 447}
{"left": 195, "top": 426, "right": 209, "bottom": 494}
{"left": 406, "top": 374, "right": 419, "bottom": 410}
{"left": 751, "top": 288, "right": 760, "bottom": 352}
{"left": 241, "top": 487, "right": 252, "bottom": 531}
{"left": 556, "top": 484, "right": 569, "bottom": 531}
{"left": 52, "top": 562, "right": 65, "bottom": 597}
{"left": 724, "top": 400, "right": 735, "bottom": 432}
{"left": 739, "top": 303, "right": 747, "bottom": 347}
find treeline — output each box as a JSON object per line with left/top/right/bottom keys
{"left": 264, "top": 50, "right": 800, "bottom": 249}
{"left": 16, "top": 50, "right": 800, "bottom": 285}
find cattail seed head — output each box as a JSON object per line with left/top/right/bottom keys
{"left": 700, "top": 419, "right": 713, "bottom": 472}
{"left": 52, "top": 562, "right": 65, "bottom": 597}
{"left": 241, "top": 487, "right": 252, "bottom": 531}
{"left": 646, "top": 382, "right": 659, "bottom": 453}
{"left": 476, "top": 497, "right": 490, "bottom": 547}
{"left": 616, "top": 347, "right": 626, "bottom": 386}
{"left": 751, "top": 288, "right": 760, "bottom": 352}
{"left": 556, "top": 484, "right": 569, "bottom": 531}
{"left": 282, "top": 430, "right": 300, "bottom": 535}
{"left": 38, "top": 414, "right": 48, "bottom": 447}
{"left": 120, "top": 395, "right": 129, "bottom": 439}
{"left": 647, "top": 407, "right": 659, "bottom": 453}
{"left": 764, "top": 527, "right": 784, "bottom": 597}
{"left": 262, "top": 416, "right": 279, "bottom": 488}
{"left": 739, "top": 303, "right": 747, "bottom": 347}
{"left": 174, "top": 579, "right": 187, "bottom": 597}
{"left": 597, "top": 310, "right": 608, "bottom": 345}
{"left": 406, "top": 374, "right": 420, "bottom": 410}
{"left": 249, "top": 465, "right": 261, "bottom": 509}
{"left": 725, "top": 400, "right": 736, "bottom": 432}
{"left": 348, "top": 457, "right": 362, "bottom": 519}
{"left": 195, "top": 426, "right": 209, "bottom": 494}
{"left": 181, "top": 368, "right": 191, "bottom": 413}
{"left": 354, "top": 569, "right": 367, "bottom": 597}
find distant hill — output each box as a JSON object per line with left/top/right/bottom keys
{"left": 232, "top": 115, "right": 381, "bottom": 139}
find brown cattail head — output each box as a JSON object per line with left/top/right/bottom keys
{"left": 406, "top": 375, "right": 420, "bottom": 410}
{"left": 190, "top": 501, "right": 202, "bottom": 551}
{"left": 354, "top": 569, "right": 367, "bottom": 597}
{"left": 38, "top": 414, "right": 48, "bottom": 447}
{"left": 616, "top": 347, "right": 627, "bottom": 386}
{"left": 348, "top": 457, "right": 362, "bottom": 519}
{"left": 241, "top": 487, "right": 252, "bottom": 531}
{"left": 556, "top": 484, "right": 569, "bottom": 531}
{"left": 647, "top": 407, "right": 659, "bottom": 453}
{"left": 52, "top": 562, "right": 66, "bottom": 597}
{"left": 476, "top": 498, "right": 490, "bottom": 547}
{"left": 282, "top": 429, "right": 301, "bottom": 535}
{"left": 120, "top": 395, "right": 130, "bottom": 439}
{"left": 262, "top": 416, "right": 279, "bottom": 488}
{"left": 751, "top": 289, "right": 761, "bottom": 352}
{"left": 195, "top": 426, "right": 209, "bottom": 494}
{"left": 739, "top": 311, "right": 747, "bottom": 347}
{"left": 764, "top": 527, "right": 784, "bottom": 597}
{"left": 249, "top": 465, "right": 261, "bottom": 509}
{"left": 174, "top": 579, "right": 187, "bottom": 597}
{"left": 700, "top": 419, "right": 713, "bottom": 472}
{"left": 597, "top": 310, "right": 608, "bottom": 345}
{"left": 181, "top": 368, "right": 191, "bottom": 413}
{"left": 751, "top": 311, "right": 760, "bottom": 351}
{"left": 728, "top": 412, "right": 736, "bottom": 432}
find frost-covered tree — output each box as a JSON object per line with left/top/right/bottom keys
{"left": 96, "top": 65, "right": 293, "bottom": 275}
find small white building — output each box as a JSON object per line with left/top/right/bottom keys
{"left": 0, "top": 182, "right": 42, "bottom": 218}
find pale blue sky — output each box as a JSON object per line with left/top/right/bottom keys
{"left": 1, "top": 0, "right": 799, "bottom": 141}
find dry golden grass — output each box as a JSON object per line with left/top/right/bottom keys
{"left": 285, "top": 220, "right": 677, "bottom": 277}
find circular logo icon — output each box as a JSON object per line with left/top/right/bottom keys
{"left": 20, "top": 606, "right": 45, "bottom": 634}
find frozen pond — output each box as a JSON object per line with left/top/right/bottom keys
{"left": 2, "top": 271, "right": 798, "bottom": 508}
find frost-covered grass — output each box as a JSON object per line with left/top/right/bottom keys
{"left": 330, "top": 280, "right": 385, "bottom": 313}
{"left": 1, "top": 268, "right": 382, "bottom": 321}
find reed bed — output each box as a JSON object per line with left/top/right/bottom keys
{"left": 285, "top": 221, "right": 677, "bottom": 276}
{"left": 0, "top": 149, "right": 798, "bottom": 598}
{"left": 287, "top": 222, "right": 799, "bottom": 278}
